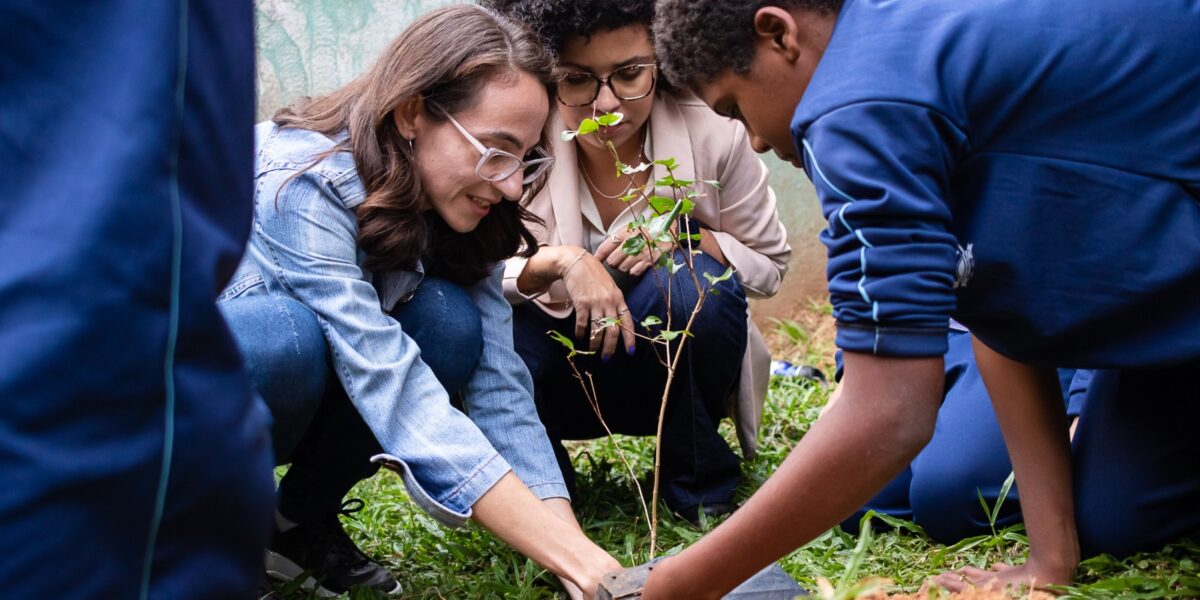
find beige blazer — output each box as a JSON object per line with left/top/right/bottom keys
{"left": 503, "top": 92, "right": 791, "bottom": 458}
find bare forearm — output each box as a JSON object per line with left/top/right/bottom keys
{"left": 973, "top": 340, "right": 1079, "bottom": 580}
{"left": 542, "top": 496, "right": 584, "bottom": 532}
{"left": 515, "top": 245, "right": 582, "bottom": 297}
{"left": 643, "top": 353, "right": 944, "bottom": 599}
{"left": 471, "top": 473, "right": 619, "bottom": 594}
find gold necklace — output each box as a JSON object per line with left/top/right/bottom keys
{"left": 580, "top": 161, "right": 634, "bottom": 199}
{"left": 578, "top": 127, "right": 649, "bottom": 200}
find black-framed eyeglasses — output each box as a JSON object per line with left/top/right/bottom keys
{"left": 555, "top": 63, "right": 658, "bottom": 107}
{"left": 430, "top": 103, "right": 555, "bottom": 189}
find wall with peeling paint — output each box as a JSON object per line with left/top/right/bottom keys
{"left": 254, "top": 0, "right": 828, "bottom": 319}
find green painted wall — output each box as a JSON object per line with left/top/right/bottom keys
{"left": 254, "top": 0, "right": 827, "bottom": 318}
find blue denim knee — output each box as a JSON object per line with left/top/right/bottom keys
{"left": 220, "top": 294, "right": 328, "bottom": 462}
{"left": 390, "top": 277, "right": 483, "bottom": 395}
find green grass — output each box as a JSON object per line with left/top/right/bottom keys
{"left": 265, "top": 375, "right": 1200, "bottom": 599}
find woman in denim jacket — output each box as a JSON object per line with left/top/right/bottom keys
{"left": 218, "top": 6, "right": 619, "bottom": 597}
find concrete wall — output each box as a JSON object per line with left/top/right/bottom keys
{"left": 254, "top": 0, "right": 828, "bottom": 319}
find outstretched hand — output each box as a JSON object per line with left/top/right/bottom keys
{"left": 927, "top": 560, "right": 1066, "bottom": 597}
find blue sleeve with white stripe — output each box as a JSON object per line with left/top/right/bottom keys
{"left": 800, "top": 101, "right": 965, "bottom": 357}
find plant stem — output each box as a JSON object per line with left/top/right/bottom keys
{"left": 649, "top": 285, "right": 709, "bottom": 555}
{"left": 563, "top": 356, "right": 653, "bottom": 535}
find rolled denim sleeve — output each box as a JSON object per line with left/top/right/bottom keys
{"left": 801, "top": 101, "right": 965, "bottom": 357}
{"left": 248, "top": 169, "right": 511, "bottom": 527}
{"left": 462, "top": 265, "right": 570, "bottom": 501}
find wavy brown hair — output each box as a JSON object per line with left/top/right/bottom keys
{"left": 272, "top": 4, "right": 552, "bottom": 284}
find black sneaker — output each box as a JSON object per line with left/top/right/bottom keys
{"left": 265, "top": 499, "right": 403, "bottom": 597}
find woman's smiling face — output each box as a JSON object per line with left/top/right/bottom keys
{"left": 406, "top": 71, "right": 549, "bottom": 233}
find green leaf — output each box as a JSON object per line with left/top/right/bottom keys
{"left": 646, "top": 199, "right": 684, "bottom": 240}
{"left": 546, "top": 329, "right": 593, "bottom": 358}
{"left": 596, "top": 112, "right": 624, "bottom": 127}
{"left": 992, "top": 470, "right": 1016, "bottom": 527}
{"left": 678, "top": 198, "right": 695, "bottom": 215}
{"left": 837, "top": 518, "right": 874, "bottom": 591}
{"left": 546, "top": 329, "right": 574, "bottom": 351}
{"left": 647, "top": 195, "right": 675, "bottom": 214}
{"left": 640, "top": 315, "right": 662, "bottom": 328}
{"left": 703, "top": 179, "right": 723, "bottom": 190}
{"left": 653, "top": 157, "right": 678, "bottom": 170}
{"left": 977, "top": 486, "right": 995, "bottom": 535}
{"left": 621, "top": 235, "right": 647, "bottom": 256}
{"left": 560, "top": 130, "right": 579, "bottom": 142}
{"left": 702, "top": 266, "right": 734, "bottom": 286}
{"left": 577, "top": 118, "right": 599, "bottom": 136}
{"left": 685, "top": 233, "right": 702, "bottom": 242}
{"left": 657, "top": 176, "right": 694, "bottom": 188}
{"left": 862, "top": 510, "right": 926, "bottom": 536}
{"left": 657, "top": 330, "right": 686, "bottom": 342}
{"left": 669, "top": 260, "right": 685, "bottom": 274}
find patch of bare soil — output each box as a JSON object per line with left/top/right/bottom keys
{"left": 759, "top": 301, "right": 838, "bottom": 374}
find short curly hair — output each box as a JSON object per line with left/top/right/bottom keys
{"left": 654, "top": 0, "right": 843, "bottom": 89}
{"left": 482, "top": 0, "right": 656, "bottom": 60}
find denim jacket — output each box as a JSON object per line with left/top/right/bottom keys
{"left": 221, "top": 122, "right": 568, "bottom": 527}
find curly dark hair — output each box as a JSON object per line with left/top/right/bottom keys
{"left": 654, "top": 0, "right": 843, "bottom": 89}
{"left": 483, "top": 0, "right": 655, "bottom": 59}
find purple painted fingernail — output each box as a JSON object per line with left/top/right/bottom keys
{"left": 626, "top": 345, "right": 636, "bottom": 356}
{"left": 602, "top": 353, "right": 612, "bottom": 363}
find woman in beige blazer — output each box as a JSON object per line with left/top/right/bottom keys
{"left": 490, "top": 0, "right": 791, "bottom": 524}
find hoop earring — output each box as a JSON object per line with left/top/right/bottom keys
{"left": 407, "top": 137, "right": 414, "bottom": 153}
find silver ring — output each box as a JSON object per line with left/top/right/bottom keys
{"left": 610, "top": 234, "right": 621, "bottom": 244}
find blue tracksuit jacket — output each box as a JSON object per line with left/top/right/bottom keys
{"left": 794, "top": 0, "right": 1200, "bottom": 368}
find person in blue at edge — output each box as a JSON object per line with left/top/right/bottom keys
{"left": 835, "top": 326, "right": 1092, "bottom": 543}
{"left": 0, "top": 1, "right": 274, "bottom": 598}
{"left": 218, "top": 5, "right": 619, "bottom": 598}
{"left": 618, "top": 0, "right": 1200, "bottom": 597}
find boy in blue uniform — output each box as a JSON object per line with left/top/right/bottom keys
{"left": 628, "top": 0, "right": 1200, "bottom": 597}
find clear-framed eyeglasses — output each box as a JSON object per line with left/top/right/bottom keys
{"left": 555, "top": 63, "right": 658, "bottom": 107}
{"left": 434, "top": 105, "right": 555, "bottom": 189}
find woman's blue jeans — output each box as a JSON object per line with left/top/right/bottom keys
{"left": 512, "top": 250, "right": 748, "bottom": 513}
{"left": 220, "top": 278, "right": 483, "bottom": 522}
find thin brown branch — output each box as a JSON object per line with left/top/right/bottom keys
{"left": 562, "top": 354, "right": 653, "bottom": 535}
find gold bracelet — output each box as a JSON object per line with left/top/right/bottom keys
{"left": 562, "top": 249, "right": 588, "bottom": 278}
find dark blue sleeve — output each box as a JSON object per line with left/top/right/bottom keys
{"left": 799, "top": 101, "right": 967, "bottom": 357}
